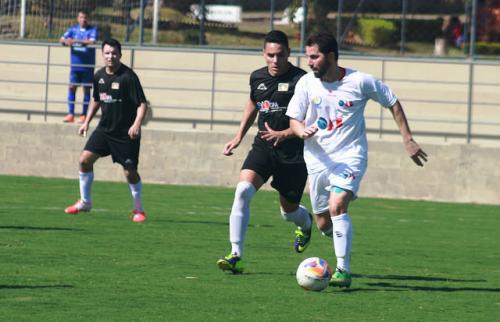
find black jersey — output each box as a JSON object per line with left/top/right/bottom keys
{"left": 92, "top": 64, "right": 146, "bottom": 136}
{"left": 249, "top": 63, "right": 306, "bottom": 163}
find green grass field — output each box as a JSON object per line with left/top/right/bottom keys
{"left": 0, "top": 175, "right": 499, "bottom": 321}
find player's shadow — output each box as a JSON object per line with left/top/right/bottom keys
{"left": 0, "top": 284, "right": 74, "bottom": 289}
{"left": 153, "top": 219, "right": 274, "bottom": 228}
{"left": 0, "top": 225, "right": 84, "bottom": 231}
{"left": 365, "top": 282, "right": 500, "bottom": 293}
{"left": 353, "top": 273, "right": 486, "bottom": 283}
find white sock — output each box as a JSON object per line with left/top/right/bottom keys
{"left": 79, "top": 171, "right": 94, "bottom": 204}
{"left": 129, "top": 181, "right": 144, "bottom": 212}
{"left": 281, "top": 205, "right": 311, "bottom": 230}
{"left": 229, "top": 181, "right": 256, "bottom": 258}
{"left": 331, "top": 213, "right": 352, "bottom": 272}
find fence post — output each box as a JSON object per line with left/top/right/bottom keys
{"left": 466, "top": 59, "right": 474, "bottom": 143}
{"left": 400, "top": 0, "right": 407, "bottom": 54}
{"left": 210, "top": 52, "right": 217, "bottom": 130}
{"left": 299, "top": 0, "right": 308, "bottom": 53}
{"left": 378, "top": 59, "right": 386, "bottom": 138}
{"left": 44, "top": 45, "right": 52, "bottom": 122}
{"left": 139, "top": 0, "right": 144, "bottom": 45}
{"left": 270, "top": 0, "right": 275, "bottom": 31}
{"left": 469, "top": 0, "right": 478, "bottom": 58}
{"left": 20, "top": 0, "right": 26, "bottom": 39}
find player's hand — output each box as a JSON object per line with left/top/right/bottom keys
{"left": 259, "top": 122, "right": 285, "bottom": 146}
{"left": 404, "top": 138, "right": 428, "bottom": 167}
{"left": 301, "top": 125, "right": 319, "bottom": 139}
{"left": 64, "top": 39, "right": 74, "bottom": 46}
{"left": 78, "top": 123, "right": 89, "bottom": 137}
{"left": 223, "top": 137, "right": 241, "bottom": 156}
{"left": 128, "top": 124, "right": 141, "bottom": 140}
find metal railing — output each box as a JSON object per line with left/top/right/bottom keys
{"left": 0, "top": 40, "right": 499, "bottom": 144}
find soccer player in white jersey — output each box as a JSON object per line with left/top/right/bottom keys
{"left": 286, "top": 32, "right": 428, "bottom": 288}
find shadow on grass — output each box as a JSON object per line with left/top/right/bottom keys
{"left": 0, "top": 225, "right": 84, "bottom": 231}
{"left": 0, "top": 284, "right": 74, "bottom": 289}
{"left": 365, "top": 282, "right": 500, "bottom": 293}
{"left": 153, "top": 219, "right": 274, "bottom": 228}
{"left": 353, "top": 273, "right": 486, "bottom": 283}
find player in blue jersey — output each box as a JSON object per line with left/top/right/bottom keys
{"left": 60, "top": 10, "right": 97, "bottom": 124}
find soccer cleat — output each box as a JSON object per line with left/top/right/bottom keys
{"left": 329, "top": 268, "right": 352, "bottom": 288}
{"left": 78, "top": 115, "right": 86, "bottom": 124}
{"left": 132, "top": 210, "right": 146, "bottom": 223}
{"left": 64, "top": 199, "right": 92, "bottom": 214}
{"left": 294, "top": 213, "right": 313, "bottom": 253}
{"left": 63, "top": 114, "right": 75, "bottom": 123}
{"left": 216, "top": 254, "right": 244, "bottom": 274}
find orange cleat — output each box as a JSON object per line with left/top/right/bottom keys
{"left": 132, "top": 210, "right": 146, "bottom": 223}
{"left": 64, "top": 199, "right": 92, "bottom": 214}
{"left": 78, "top": 115, "right": 86, "bottom": 124}
{"left": 63, "top": 114, "right": 75, "bottom": 123}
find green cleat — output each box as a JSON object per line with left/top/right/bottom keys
{"left": 294, "top": 214, "right": 313, "bottom": 253}
{"left": 217, "top": 254, "right": 244, "bottom": 274}
{"left": 329, "top": 269, "right": 352, "bottom": 288}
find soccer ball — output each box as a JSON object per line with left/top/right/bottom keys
{"left": 296, "top": 257, "right": 333, "bottom": 291}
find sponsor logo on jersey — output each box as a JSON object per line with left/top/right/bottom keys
{"left": 256, "top": 100, "right": 279, "bottom": 111}
{"left": 111, "top": 82, "right": 120, "bottom": 90}
{"left": 317, "top": 116, "right": 343, "bottom": 131}
{"left": 278, "top": 83, "right": 289, "bottom": 91}
{"left": 312, "top": 96, "right": 322, "bottom": 105}
{"left": 99, "top": 92, "right": 116, "bottom": 103}
{"left": 342, "top": 171, "right": 356, "bottom": 183}
{"left": 98, "top": 78, "right": 105, "bottom": 84}
{"left": 338, "top": 100, "right": 353, "bottom": 107}
{"left": 257, "top": 83, "right": 267, "bottom": 91}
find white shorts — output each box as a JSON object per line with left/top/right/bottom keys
{"left": 308, "top": 158, "right": 367, "bottom": 215}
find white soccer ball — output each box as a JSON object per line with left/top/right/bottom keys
{"left": 296, "top": 257, "right": 333, "bottom": 291}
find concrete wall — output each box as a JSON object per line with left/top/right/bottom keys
{"left": 1, "top": 120, "right": 498, "bottom": 205}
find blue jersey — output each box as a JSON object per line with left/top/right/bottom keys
{"left": 62, "top": 24, "right": 97, "bottom": 72}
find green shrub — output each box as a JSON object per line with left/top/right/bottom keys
{"left": 358, "top": 18, "right": 397, "bottom": 47}
{"left": 475, "top": 42, "right": 500, "bottom": 55}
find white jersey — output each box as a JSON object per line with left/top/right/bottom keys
{"left": 286, "top": 68, "right": 397, "bottom": 174}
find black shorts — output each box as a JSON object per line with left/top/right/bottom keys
{"left": 241, "top": 144, "right": 307, "bottom": 203}
{"left": 84, "top": 130, "right": 140, "bottom": 169}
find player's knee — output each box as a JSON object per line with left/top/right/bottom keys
{"left": 78, "top": 155, "right": 93, "bottom": 171}
{"left": 315, "top": 215, "right": 332, "bottom": 235}
{"left": 234, "top": 181, "right": 256, "bottom": 203}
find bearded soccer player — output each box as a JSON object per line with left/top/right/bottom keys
{"left": 287, "top": 32, "right": 428, "bottom": 288}
{"left": 64, "top": 38, "right": 148, "bottom": 223}
{"left": 217, "top": 30, "right": 313, "bottom": 274}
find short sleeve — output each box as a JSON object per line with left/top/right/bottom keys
{"left": 128, "top": 71, "right": 147, "bottom": 107}
{"left": 286, "top": 75, "right": 308, "bottom": 122}
{"left": 361, "top": 75, "right": 397, "bottom": 108}
{"left": 62, "top": 26, "right": 73, "bottom": 39}
{"left": 89, "top": 27, "right": 97, "bottom": 41}
{"left": 92, "top": 73, "right": 100, "bottom": 102}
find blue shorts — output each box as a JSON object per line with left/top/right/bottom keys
{"left": 69, "top": 69, "right": 94, "bottom": 86}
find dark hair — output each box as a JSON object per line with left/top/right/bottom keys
{"left": 101, "top": 38, "right": 122, "bottom": 54}
{"left": 306, "top": 32, "right": 339, "bottom": 60}
{"left": 264, "top": 30, "right": 289, "bottom": 49}
{"left": 78, "top": 10, "right": 89, "bottom": 16}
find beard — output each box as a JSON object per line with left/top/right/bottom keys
{"left": 313, "top": 60, "right": 331, "bottom": 79}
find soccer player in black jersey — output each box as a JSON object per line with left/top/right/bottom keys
{"left": 217, "top": 31, "right": 313, "bottom": 274}
{"left": 64, "top": 38, "right": 148, "bottom": 223}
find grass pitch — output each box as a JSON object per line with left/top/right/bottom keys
{"left": 0, "top": 175, "right": 499, "bottom": 321}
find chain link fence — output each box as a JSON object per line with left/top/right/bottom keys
{"left": 0, "top": 0, "right": 499, "bottom": 58}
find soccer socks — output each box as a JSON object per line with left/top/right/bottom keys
{"left": 83, "top": 90, "right": 91, "bottom": 116}
{"left": 331, "top": 213, "right": 353, "bottom": 273}
{"left": 229, "top": 181, "right": 256, "bottom": 258}
{"left": 79, "top": 171, "right": 94, "bottom": 204}
{"left": 129, "top": 181, "right": 144, "bottom": 212}
{"left": 68, "top": 89, "right": 76, "bottom": 115}
{"left": 281, "top": 205, "right": 312, "bottom": 231}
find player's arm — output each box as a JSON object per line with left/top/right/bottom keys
{"left": 289, "top": 118, "right": 318, "bottom": 140}
{"left": 223, "top": 98, "right": 258, "bottom": 156}
{"left": 128, "top": 102, "right": 147, "bottom": 140}
{"left": 259, "top": 122, "right": 296, "bottom": 146}
{"left": 388, "top": 100, "right": 428, "bottom": 166}
{"left": 78, "top": 99, "right": 100, "bottom": 136}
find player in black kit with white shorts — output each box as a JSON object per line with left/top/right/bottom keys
{"left": 217, "top": 30, "right": 313, "bottom": 274}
